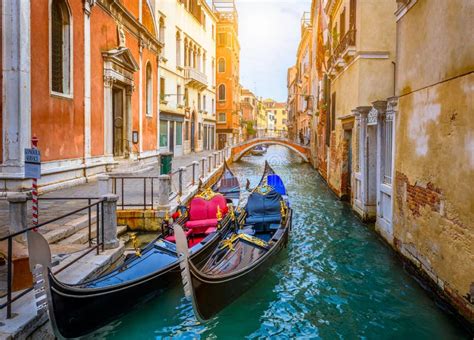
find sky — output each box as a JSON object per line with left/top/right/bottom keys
{"left": 236, "top": 0, "right": 312, "bottom": 102}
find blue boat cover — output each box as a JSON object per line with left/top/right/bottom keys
{"left": 267, "top": 174, "right": 286, "bottom": 195}
{"left": 245, "top": 188, "right": 282, "bottom": 228}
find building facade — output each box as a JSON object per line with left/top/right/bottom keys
{"left": 240, "top": 88, "right": 258, "bottom": 140}
{"left": 263, "top": 99, "right": 288, "bottom": 138}
{"left": 287, "top": 66, "right": 298, "bottom": 141}
{"left": 392, "top": 0, "right": 474, "bottom": 323}
{"left": 1, "top": 0, "right": 162, "bottom": 193}
{"left": 155, "top": 0, "right": 217, "bottom": 156}
{"left": 213, "top": 0, "right": 241, "bottom": 149}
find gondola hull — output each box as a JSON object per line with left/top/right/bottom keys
{"left": 182, "top": 211, "right": 291, "bottom": 321}
{"left": 47, "top": 225, "right": 228, "bottom": 338}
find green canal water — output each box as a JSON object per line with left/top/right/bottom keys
{"left": 96, "top": 146, "right": 468, "bottom": 339}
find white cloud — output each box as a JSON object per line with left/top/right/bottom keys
{"left": 237, "top": 0, "right": 311, "bottom": 101}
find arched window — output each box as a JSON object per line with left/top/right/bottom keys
{"left": 218, "top": 84, "right": 226, "bottom": 101}
{"left": 51, "top": 0, "right": 71, "bottom": 94}
{"left": 218, "top": 58, "right": 225, "bottom": 73}
{"left": 146, "top": 63, "right": 153, "bottom": 116}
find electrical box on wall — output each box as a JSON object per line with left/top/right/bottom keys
{"left": 132, "top": 131, "right": 139, "bottom": 144}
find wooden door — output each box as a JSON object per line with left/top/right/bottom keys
{"left": 113, "top": 88, "right": 124, "bottom": 157}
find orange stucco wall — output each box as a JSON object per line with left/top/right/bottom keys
{"left": 30, "top": 0, "right": 85, "bottom": 162}
{"left": 141, "top": 49, "right": 158, "bottom": 152}
{"left": 0, "top": 1, "right": 3, "bottom": 164}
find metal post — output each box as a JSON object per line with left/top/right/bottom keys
{"left": 213, "top": 152, "right": 218, "bottom": 168}
{"left": 201, "top": 157, "right": 206, "bottom": 178}
{"left": 208, "top": 155, "right": 212, "bottom": 173}
{"left": 178, "top": 166, "right": 186, "bottom": 196}
{"left": 7, "top": 237, "right": 12, "bottom": 318}
{"left": 192, "top": 161, "right": 198, "bottom": 186}
{"left": 101, "top": 194, "right": 119, "bottom": 249}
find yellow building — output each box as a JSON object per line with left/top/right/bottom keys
{"left": 256, "top": 97, "right": 267, "bottom": 137}
{"left": 263, "top": 99, "right": 288, "bottom": 137}
{"left": 393, "top": 0, "right": 474, "bottom": 324}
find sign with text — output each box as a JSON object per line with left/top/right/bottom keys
{"left": 25, "top": 148, "right": 41, "bottom": 179}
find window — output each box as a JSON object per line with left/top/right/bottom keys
{"left": 203, "top": 52, "right": 207, "bottom": 73}
{"left": 160, "top": 120, "right": 168, "bottom": 147}
{"left": 383, "top": 118, "right": 393, "bottom": 184}
{"left": 211, "top": 59, "right": 215, "bottom": 86}
{"left": 159, "top": 17, "right": 165, "bottom": 44}
{"left": 51, "top": 0, "right": 71, "bottom": 94}
{"left": 198, "top": 93, "right": 201, "bottom": 111}
{"left": 198, "top": 123, "right": 202, "bottom": 139}
{"left": 340, "top": 8, "right": 346, "bottom": 37}
{"left": 350, "top": 0, "right": 357, "bottom": 29}
{"left": 177, "top": 85, "right": 182, "bottom": 106}
{"left": 212, "top": 99, "right": 215, "bottom": 114}
{"left": 160, "top": 77, "right": 165, "bottom": 102}
{"left": 184, "top": 88, "right": 189, "bottom": 106}
{"left": 218, "top": 112, "right": 226, "bottom": 122}
{"left": 176, "top": 32, "right": 181, "bottom": 67}
{"left": 176, "top": 122, "right": 183, "bottom": 146}
{"left": 203, "top": 95, "right": 207, "bottom": 111}
{"left": 217, "top": 33, "right": 227, "bottom": 46}
{"left": 146, "top": 63, "right": 153, "bottom": 116}
{"left": 218, "top": 84, "right": 226, "bottom": 101}
{"left": 218, "top": 58, "right": 226, "bottom": 73}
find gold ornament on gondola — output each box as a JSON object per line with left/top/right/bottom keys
{"left": 164, "top": 210, "right": 170, "bottom": 222}
{"left": 219, "top": 233, "right": 268, "bottom": 251}
{"left": 216, "top": 205, "right": 222, "bottom": 221}
{"left": 196, "top": 187, "right": 219, "bottom": 201}
{"left": 255, "top": 183, "right": 273, "bottom": 196}
{"left": 130, "top": 233, "right": 142, "bottom": 257}
{"left": 229, "top": 204, "right": 236, "bottom": 221}
{"left": 280, "top": 200, "right": 287, "bottom": 219}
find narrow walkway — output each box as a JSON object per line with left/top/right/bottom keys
{"left": 0, "top": 150, "right": 216, "bottom": 232}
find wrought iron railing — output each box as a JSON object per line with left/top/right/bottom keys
{"left": 328, "top": 29, "right": 356, "bottom": 70}
{"left": 0, "top": 198, "right": 105, "bottom": 319}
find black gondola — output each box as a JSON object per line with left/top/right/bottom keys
{"left": 212, "top": 160, "right": 241, "bottom": 206}
{"left": 31, "top": 165, "right": 242, "bottom": 338}
{"left": 176, "top": 164, "right": 291, "bottom": 321}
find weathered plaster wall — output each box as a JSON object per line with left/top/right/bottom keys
{"left": 394, "top": 0, "right": 474, "bottom": 322}
{"left": 0, "top": 0, "right": 3, "bottom": 164}
{"left": 141, "top": 48, "right": 158, "bottom": 152}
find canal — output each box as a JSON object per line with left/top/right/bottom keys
{"left": 96, "top": 146, "right": 467, "bottom": 339}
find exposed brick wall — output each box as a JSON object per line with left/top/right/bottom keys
{"left": 395, "top": 171, "right": 441, "bottom": 217}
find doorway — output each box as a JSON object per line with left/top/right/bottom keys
{"left": 112, "top": 87, "right": 125, "bottom": 157}
{"left": 342, "top": 129, "right": 353, "bottom": 200}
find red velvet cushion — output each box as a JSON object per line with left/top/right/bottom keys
{"left": 207, "top": 195, "right": 228, "bottom": 219}
{"left": 165, "top": 229, "right": 193, "bottom": 243}
{"left": 188, "top": 197, "right": 209, "bottom": 221}
{"left": 185, "top": 218, "right": 218, "bottom": 234}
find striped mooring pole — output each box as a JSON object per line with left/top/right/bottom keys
{"left": 31, "top": 136, "right": 39, "bottom": 227}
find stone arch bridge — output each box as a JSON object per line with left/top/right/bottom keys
{"left": 231, "top": 137, "right": 310, "bottom": 162}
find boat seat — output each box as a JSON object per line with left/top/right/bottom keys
{"left": 185, "top": 194, "right": 228, "bottom": 234}
{"left": 245, "top": 188, "right": 282, "bottom": 232}
{"left": 204, "top": 227, "right": 217, "bottom": 235}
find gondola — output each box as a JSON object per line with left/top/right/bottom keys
{"left": 212, "top": 160, "right": 241, "bottom": 206}
{"left": 30, "top": 166, "right": 243, "bottom": 338}
{"left": 176, "top": 164, "right": 291, "bottom": 322}
{"left": 250, "top": 145, "right": 266, "bottom": 156}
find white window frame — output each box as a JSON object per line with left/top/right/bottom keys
{"left": 218, "top": 112, "right": 226, "bottom": 123}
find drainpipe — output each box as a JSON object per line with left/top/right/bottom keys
{"left": 392, "top": 61, "right": 396, "bottom": 96}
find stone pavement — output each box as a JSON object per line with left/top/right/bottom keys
{"left": 0, "top": 150, "right": 216, "bottom": 234}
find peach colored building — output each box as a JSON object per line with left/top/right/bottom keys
{"left": 1, "top": 0, "right": 162, "bottom": 193}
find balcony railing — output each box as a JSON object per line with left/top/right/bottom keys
{"left": 328, "top": 29, "right": 356, "bottom": 70}
{"left": 184, "top": 67, "right": 208, "bottom": 89}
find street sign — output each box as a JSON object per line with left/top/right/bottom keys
{"left": 25, "top": 148, "right": 41, "bottom": 179}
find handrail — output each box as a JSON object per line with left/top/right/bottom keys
{"left": 0, "top": 198, "right": 105, "bottom": 319}
{"left": 328, "top": 28, "right": 356, "bottom": 69}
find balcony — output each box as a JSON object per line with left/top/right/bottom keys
{"left": 184, "top": 67, "right": 208, "bottom": 90}
{"left": 328, "top": 29, "right": 356, "bottom": 72}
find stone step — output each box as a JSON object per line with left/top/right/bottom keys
{"left": 57, "top": 224, "right": 128, "bottom": 246}
{"left": 42, "top": 212, "right": 97, "bottom": 244}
